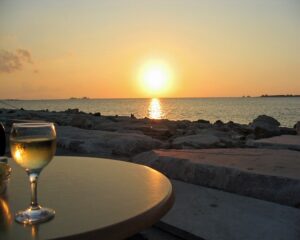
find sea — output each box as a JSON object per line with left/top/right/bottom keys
{"left": 1, "top": 97, "right": 299, "bottom": 127}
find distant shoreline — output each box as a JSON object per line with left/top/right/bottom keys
{"left": 260, "top": 95, "right": 300, "bottom": 98}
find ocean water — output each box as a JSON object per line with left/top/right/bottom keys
{"left": 1, "top": 98, "right": 299, "bottom": 127}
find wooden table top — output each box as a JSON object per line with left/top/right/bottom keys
{"left": 0, "top": 156, "right": 174, "bottom": 240}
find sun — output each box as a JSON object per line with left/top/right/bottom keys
{"left": 139, "top": 60, "right": 172, "bottom": 96}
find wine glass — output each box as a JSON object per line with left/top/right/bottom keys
{"left": 10, "top": 122, "right": 56, "bottom": 224}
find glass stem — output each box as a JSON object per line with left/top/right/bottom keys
{"left": 28, "top": 172, "right": 40, "bottom": 210}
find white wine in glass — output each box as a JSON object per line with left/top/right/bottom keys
{"left": 10, "top": 123, "right": 56, "bottom": 224}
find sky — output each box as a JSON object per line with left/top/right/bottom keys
{"left": 0, "top": 0, "right": 299, "bottom": 99}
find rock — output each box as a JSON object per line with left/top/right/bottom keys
{"left": 246, "top": 133, "right": 255, "bottom": 140}
{"left": 198, "top": 123, "right": 212, "bottom": 129}
{"left": 295, "top": 121, "right": 300, "bottom": 135}
{"left": 57, "top": 126, "right": 163, "bottom": 157}
{"left": 93, "top": 112, "right": 101, "bottom": 117}
{"left": 172, "top": 128, "right": 245, "bottom": 149}
{"left": 253, "top": 127, "right": 280, "bottom": 139}
{"left": 279, "top": 127, "right": 297, "bottom": 135}
{"left": 70, "top": 115, "right": 94, "bottom": 129}
{"left": 213, "top": 120, "right": 248, "bottom": 134}
{"left": 138, "top": 126, "right": 173, "bottom": 141}
{"left": 196, "top": 120, "right": 211, "bottom": 129}
{"left": 197, "top": 119, "right": 210, "bottom": 124}
{"left": 172, "top": 134, "right": 220, "bottom": 148}
{"left": 250, "top": 115, "right": 281, "bottom": 139}
{"left": 214, "top": 120, "right": 224, "bottom": 126}
{"left": 247, "top": 135, "right": 300, "bottom": 151}
{"left": 176, "top": 120, "right": 191, "bottom": 129}
{"left": 132, "top": 148, "right": 300, "bottom": 206}
{"left": 227, "top": 122, "right": 253, "bottom": 136}
{"left": 252, "top": 115, "right": 281, "bottom": 127}
{"left": 65, "top": 108, "right": 79, "bottom": 114}
{"left": 226, "top": 121, "right": 243, "bottom": 130}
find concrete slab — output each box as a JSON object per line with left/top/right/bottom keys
{"left": 132, "top": 148, "right": 300, "bottom": 206}
{"left": 248, "top": 135, "right": 300, "bottom": 151}
{"left": 159, "top": 180, "right": 300, "bottom": 240}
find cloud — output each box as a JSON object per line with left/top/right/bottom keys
{"left": 16, "top": 49, "right": 33, "bottom": 63}
{"left": 0, "top": 49, "right": 33, "bottom": 73}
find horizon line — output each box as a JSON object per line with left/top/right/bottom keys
{"left": 1, "top": 94, "right": 300, "bottom": 101}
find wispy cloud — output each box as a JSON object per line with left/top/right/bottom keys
{"left": 0, "top": 49, "right": 33, "bottom": 73}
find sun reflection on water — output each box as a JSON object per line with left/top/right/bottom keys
{"left": 148, "top": 98, "right": 163, "bottom": 119}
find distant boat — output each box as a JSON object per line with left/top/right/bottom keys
{"left": 69, "top": 97, "right": 90, "bottom": 100}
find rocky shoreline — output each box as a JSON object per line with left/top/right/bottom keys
{"left": 1, "top": 108, "right": 300, "bottom": 239}
{"left": 0, "top": 108, "right": 299, "bottom": 158}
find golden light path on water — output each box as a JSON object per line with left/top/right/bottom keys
{"left": 148, "top": 98, "right": 164, "bottom": 119}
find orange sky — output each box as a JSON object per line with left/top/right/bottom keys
{"left": 0, "top": 0, "right": 299, "bottom": 99}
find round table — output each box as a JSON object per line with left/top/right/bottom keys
{"left": 0, "top": 156, "right": 174, "bottom": 240}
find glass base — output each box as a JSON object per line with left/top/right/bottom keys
{"left": 15, "top": 206, "right": 55, "bottom": 225}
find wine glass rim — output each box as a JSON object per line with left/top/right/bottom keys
{"left": 12, "top": 122, "right": 55, "bottom": 128}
